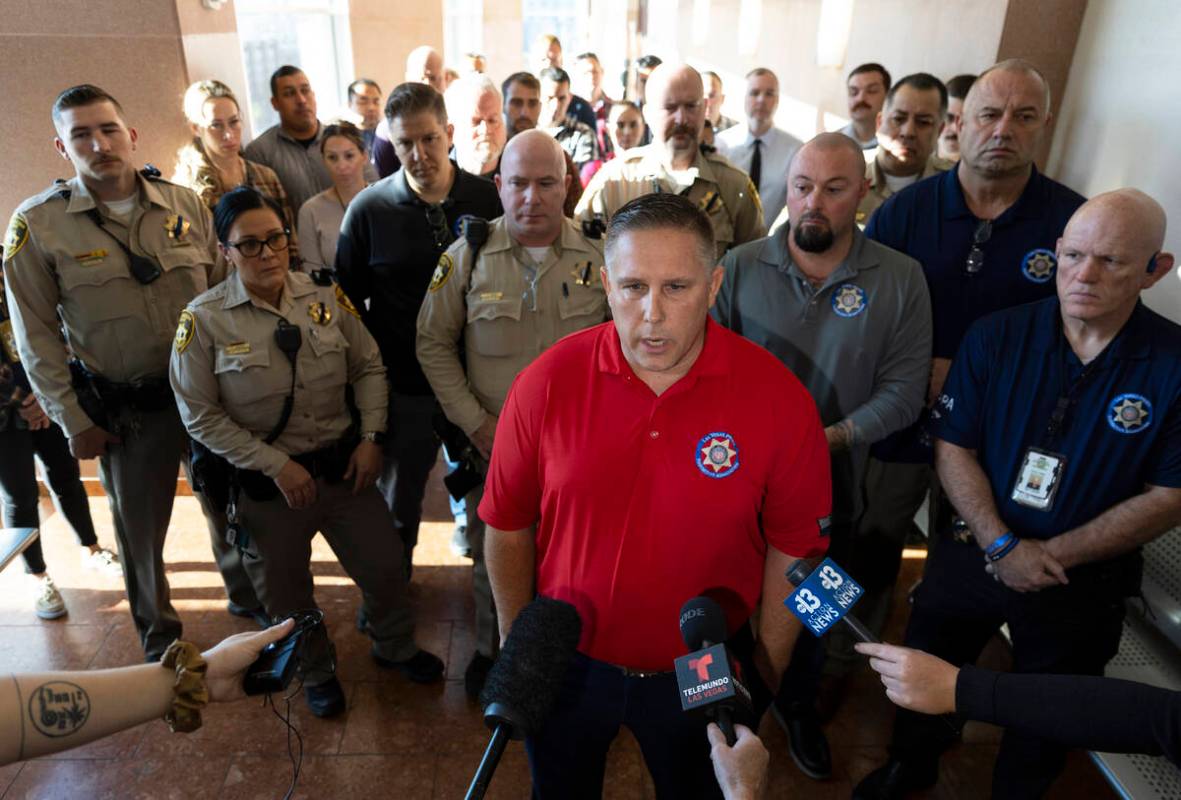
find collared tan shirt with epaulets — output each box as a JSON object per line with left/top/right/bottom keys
{"left": 857, "top": 154, "right": 953, "bottom": 227}
{"left": 3, "top": 173, "right": 226, "bottom": 437}
{"left": 574, "top": 143, "right": 766, "bottom": 259}
{"left": 170, "top": 270, "right": 386, "bottom": 478}
{"left": 416, "top": 216, "right": 609, "bottom": 436}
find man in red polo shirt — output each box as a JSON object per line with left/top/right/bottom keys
{"left": 480, "top": 193, "right": 832, "bottom": 798}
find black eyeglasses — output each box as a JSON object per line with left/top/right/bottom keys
{"left": 227, "top": 231, "right": 290, "bottom": 258}
{"left": 965, "top": 219, "right": 993, "bottom": 275}
{"left": 425, "top": 204, "right": 452, "bottom": 250}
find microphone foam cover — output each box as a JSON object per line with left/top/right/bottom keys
{"left": 479, "top": 596, "right": 582, "bottom": 737}
{"left": 679, "top": 595, "right": 728, "bottom": 651}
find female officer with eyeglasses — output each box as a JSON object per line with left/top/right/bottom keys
{"left": 168, "top": 186, "right": 443, "bottom": 718}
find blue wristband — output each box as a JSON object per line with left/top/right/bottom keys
{"left": 986, "top": 534, "right": 1019, "bottom": 563}
{"left": 985, "top": 531, "right": 1015, "bottom": 556}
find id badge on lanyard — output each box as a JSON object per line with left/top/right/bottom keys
{"left": 1011, "top": 343, "right": 1098, "bottom": 512}
{"left": 1011, "top": 447, "right": 1066, "bottom": 510}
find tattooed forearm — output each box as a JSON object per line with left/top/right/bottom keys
{"left": 28, "top": 681, "right": 91, "bottom": 740}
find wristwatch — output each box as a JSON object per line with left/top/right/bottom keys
{"left": 361, "top": 431, "right": 386, "bottom": 446}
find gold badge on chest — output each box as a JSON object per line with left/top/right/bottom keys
{"left": 308, "top": 301, "right": 332, "bottom": 325}
{"left": 164, "top": 214, "right": 190, "bottom": 241}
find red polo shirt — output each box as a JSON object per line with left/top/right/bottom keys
{"left": 479, "top": 318, "right": 831, "bottom": 671}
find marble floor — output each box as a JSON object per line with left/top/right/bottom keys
{"left": 0, "top": 460, "right": 1115, "bottom": 799}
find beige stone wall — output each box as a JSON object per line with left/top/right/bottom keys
{"left": 349, "top": 0, "right": 444, "bottom": 93}
{"left": 0, "top": 1, "right": 193, "bottom": 224}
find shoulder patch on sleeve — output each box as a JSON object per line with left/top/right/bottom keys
{"left": 174, "top": 310, "right": 196, "bottom": 354}
{"left": 3, "top": 212, "right": 29, "bottom": 260}
{"left": 428, "top": 253, "right": 454, "bottom": 293}
{"left": 335, "top": 285, "right": 361, "bottom": 318}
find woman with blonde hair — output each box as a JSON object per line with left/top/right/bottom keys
{"left": 173, "top": 79, "right": 299, "bottom": 262}
{"left": 296, "top": 121, "right": 370, "bottom": 274}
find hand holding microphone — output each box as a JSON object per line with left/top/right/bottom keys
{"left": 674, "top": 596, "right": 753, "bottom": 746}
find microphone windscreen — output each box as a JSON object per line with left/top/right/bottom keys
{"left": 479, "top": 596, "right": 582, "bottom": 737}
{"left": 785, "top": 559, "right": 814, "bottom": 587}
{"left": 679, "top": 596, "right": 728, "bottom": 651}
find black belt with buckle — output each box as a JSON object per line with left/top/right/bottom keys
{"left": 615, "top": 664, "right": 673, "bottom": 679}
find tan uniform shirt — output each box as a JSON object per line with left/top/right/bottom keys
{"left": 574, "top": 144, "right": 766, "bottom": 259}
{"left": 169, "top": 270, "right": 387, "bottom": 478}
{"left": 857, "top": 154, "right": 953, "bottom": 226}
{"left": 3, "top": 174, "right": 226, "bottom": 437}
{"left": 416, "top": 217, "right": 609, "bottom": 436}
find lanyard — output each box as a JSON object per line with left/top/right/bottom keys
{"left": 1042, "top": 338, "right": 1101, "bottom": 447}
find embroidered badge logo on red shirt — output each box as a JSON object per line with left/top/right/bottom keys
{"left": 695, "top": 432, "right": 740, "bottom": 479}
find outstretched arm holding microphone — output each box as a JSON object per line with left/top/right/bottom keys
{"left": 0, "top": 620, "right": 294, "bottom": 767}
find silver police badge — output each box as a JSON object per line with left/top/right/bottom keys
{"left": 1021, "top": 249, "right": 1057, "bottom": 283}
{"left": 831, "top": 284, "right": 868, "bottom": 318}
{"left": 1107, "top": 393, "right": 1152, "bottom": 434}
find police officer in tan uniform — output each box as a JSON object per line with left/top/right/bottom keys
{"left": 417, "top": 130, "right": 609, "bottom": 699}
{"left": 2, "top": 85, "right": 244, "bottom": 660}
{"left": 576, "top": 63, "right": 765, "bottom": 259}
{"left": 170, "top": 186, "right": 443, "bottom": 717}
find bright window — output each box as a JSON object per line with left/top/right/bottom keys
{"left": 445, "top": 0, "right": 485, "bottom": 70}
{"left": 521, "top": 0, "right": 583, "bottom": 70}
{"left": 235, "top": 0, "right": 355, "bottom": 135}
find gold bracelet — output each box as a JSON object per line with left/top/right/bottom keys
{"left": 161, "top": 640, "right": 209, "bottom": 733}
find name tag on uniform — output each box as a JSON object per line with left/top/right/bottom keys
{"left": 479, "top": 291, "right": 503, "bottom": 301}
{"left": 1011, "top": 447, "right": 1065, "bottom": 511}
{"left": 224, "top": 342, "right": 251, "bottom": 355}
{"left": 74, "top": 249, "right": 108, "bottom": 265}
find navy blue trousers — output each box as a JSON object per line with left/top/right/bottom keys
{"left": 526, "top": 652, "right": 725, "bottom": 800}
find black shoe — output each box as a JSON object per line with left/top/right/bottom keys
{"left": 464, "top": 652, "right": 495, "bottom": 700}
{"left": 304, "top": 677, "right": 347, "bottom": 718}
{"left": 771, "top": 701, "right": 831, "bottom": 780}
{"left": 227, "top": 602, "right": 272, "bottom": 629}
{"left": 852, "top": 759, "right": 937, "bottom": 800}
{"left": 450, "top": 525, "right": 472, "bottom": 558}
{"left": 373, "top": 648, "right": 445, "bottom": 683}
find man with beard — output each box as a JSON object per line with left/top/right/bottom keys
{"left": 577, "top": 63, "right": 765, "bottom": 258}
{"left": 445, "top": 74, "right": 506, "bottom": 179}
{"left": 713, "top": 132, "right": 931, "bottom": 780}
{"left": 501, "top": 72, "right": 582, "bottom": 216}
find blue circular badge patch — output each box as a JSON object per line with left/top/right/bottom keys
{"left": 1021, "top": 249, "right": 1057, "bottom": 283}
{"left": 1107, "top": 393, "right": 1152, "bottom": 434}
{"left": 695, "top": 432, "right": 740, "bottom": 479}
{"left": 831, "top": 284, "right": 868, "bottom": 317}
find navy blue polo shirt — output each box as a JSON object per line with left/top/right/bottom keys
{"left": 934, "top": 297, "right": 1181, "bottom": 541}
{"left": 866, "top": 164, "right": 1085, "bottom": 361}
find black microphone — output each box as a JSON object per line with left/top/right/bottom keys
{"left": 675, "top": 596, "right": 752, "bottom": 746}
{"left": 786, "top": 559, "right": 879, "bottom": 644}
{"left": 465, "top": 596, "right": 581, "bottom": 800}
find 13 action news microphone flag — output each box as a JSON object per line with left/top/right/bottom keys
{"left": 784, "top": 557, "right": 878, "bottom": 643}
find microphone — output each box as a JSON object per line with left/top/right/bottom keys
{"left": 785, "top": 558, "right": 879, "bottom": 644}
{"left": 465, "top": 596, "right": 581, "bottom": 800}
{"left": 674, "top": 596, "right": 752, "bottom": 746}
